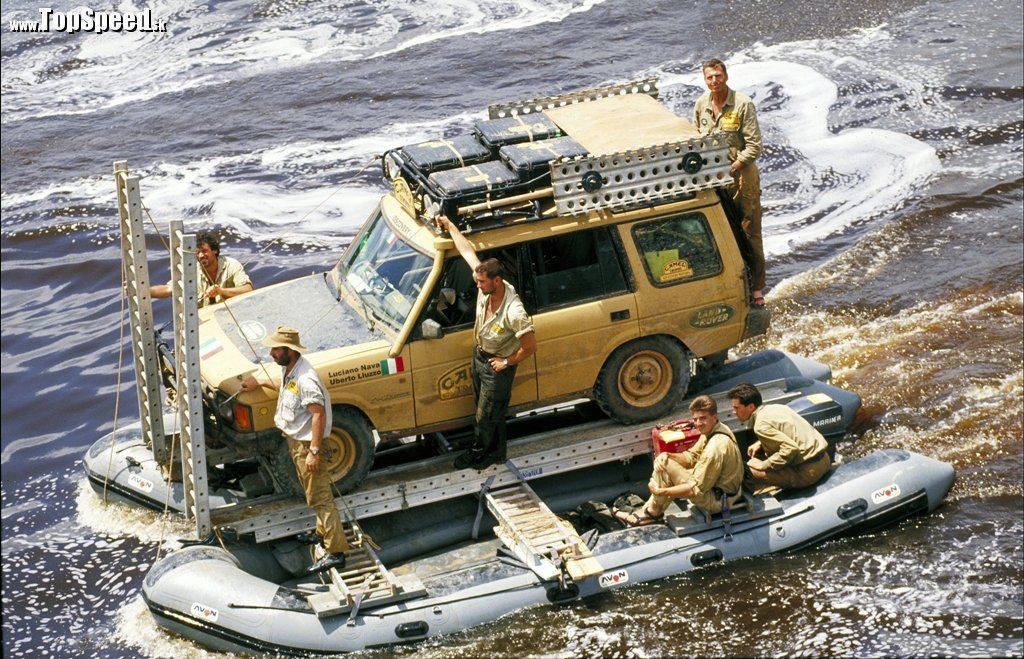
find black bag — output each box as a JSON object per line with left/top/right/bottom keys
{"left": 400, "top": 135, "right": 491, "bottom": 174}
{"left": 498, "top": 137, "right": 589, "bottom": 182}
{"left": 611, "top": 492, "right": 647, "bottom": 514}
{"left": 426, "top": 160, "right": 521, "bottom": 199}
{"left": 578, "top": 500, "right": 626, "bottom": 532}
{"left": 474, "top": 114, "right": 564, "bottom": 151}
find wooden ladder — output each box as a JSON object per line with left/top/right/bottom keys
{"left": 306, "top": 521, "right": 425, "bottom": 621}
{"left": 485, "top": 480, "right": 603, "bottom": 583}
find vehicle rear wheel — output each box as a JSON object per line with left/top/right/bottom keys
{"left": 322, "top": 407, "right": 376, "bottom": 493}
{"left": 593, "top": 336, "right": 689, "bottom": 424}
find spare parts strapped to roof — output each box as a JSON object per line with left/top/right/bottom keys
{"left": 380, "top": 78, "right": 733, "bottom": 233}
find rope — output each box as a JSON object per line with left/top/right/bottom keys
{"left": 154, "top": 423, "right": 179, "bottom": 563}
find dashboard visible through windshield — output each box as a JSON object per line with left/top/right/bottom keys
{"left": 334, "top": 206, "right": 433, "bottom": 332}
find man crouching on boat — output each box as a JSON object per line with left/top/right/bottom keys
{"left": 241, "top": 327, "right": 350, "bottom": 574}
{"left": 728, "top": 382, "right": 831, "bottom": 492}
{"left": 617, "top": 395, "right": 744, "bottom": 526}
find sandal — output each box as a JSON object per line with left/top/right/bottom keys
{"left": 752, "top": 294, "right": 765, "bottom": 307}
{"left": 614, "top": 507, "right": 663, "bottom": 527}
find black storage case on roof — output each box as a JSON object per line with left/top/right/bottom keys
{"left": 400, "top": 135, "right": 491, "bottom": 174}
{"left": 498, "top": 136, "right": 589, "bottom": 182}
{"left": 474, "top": 115, "right": 564, "bottom": 151}
{"left": 427, "top": 161, "right": 521, "bottom": 198}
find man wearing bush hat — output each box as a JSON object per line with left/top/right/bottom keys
{"left": 241, "top": 326, "right": 348, "bottom": 573}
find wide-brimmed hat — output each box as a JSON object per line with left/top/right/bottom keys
{"left": 261, "top": 326, "right": 307, "bottom": 352}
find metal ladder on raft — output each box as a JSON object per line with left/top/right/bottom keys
{"left": 115, "top": 160, "right": 211, "bottom": 540}
{"left": 483, "top": 463, "right": 603, "bottom": 585}
{"left": 306, "top": 521, "right": 425, "bottom": 621}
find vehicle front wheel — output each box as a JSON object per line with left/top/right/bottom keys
{"left": 322, "top": 407, "right": 376, "bottom": 493}
{"left": 592, "top": 336, "right": 689, "bottom": 424}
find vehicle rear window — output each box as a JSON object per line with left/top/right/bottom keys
{"left": 631, "top": 213, "right": 722, "bottom": 286}
{"left": 526, "top": 227, "right": 629, "bottom": 309}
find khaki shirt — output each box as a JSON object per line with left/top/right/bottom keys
{"left": 168, "top": 255, "right": 252, "bottom": 308}
{"left": 474, "top": 281, "right": 533, "bottom": 357}
{"left": 274, "top": 356, "right": 332, "bottom": 442}
{"left": 673, "top": 421, "right": 744, "bottom": 496}
{"left": 750, "top": 404, "right": 828, "bottom": 469}
{"left": 693, "top": 89, "right": 763, "bottom": 165}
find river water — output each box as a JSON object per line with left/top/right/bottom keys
{"left": 2, "top": 0, "right": 1022, "bottom": 656}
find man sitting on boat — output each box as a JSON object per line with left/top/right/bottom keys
{"left": 728, "top": 382, "right": 831, "bottom": 491}
{"left": 617, "top": 395, "right": 745, "bottom": 526}
{"left": 149, "top": 230, "right": 253, "bottom": 307}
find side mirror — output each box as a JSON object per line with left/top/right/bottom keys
{"left": 438, "top": 287, "right": 456, "bottom": 310}
{"left": 421, "top": 319, "right": 444, "bottom": 340}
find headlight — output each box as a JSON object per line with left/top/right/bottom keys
{"left": 384, "top": 153, "right": 402, "bottom": 180}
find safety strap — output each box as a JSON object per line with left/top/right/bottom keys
{"left": 440, "top": 139, "right": 466, "bottom": 167}
{"left": 719, "top": 490, "right": 734, "bottom": 542}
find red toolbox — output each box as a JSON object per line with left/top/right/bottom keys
{"left": 652, "top": 419, "right": 702, "bottom": 456}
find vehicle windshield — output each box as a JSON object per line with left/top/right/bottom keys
{"left": 333, "top": 206, "right": 433, "bottom": 332}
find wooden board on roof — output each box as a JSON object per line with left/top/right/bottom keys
{"left": 543, "top": 94, "right": 700, "bottom": 156}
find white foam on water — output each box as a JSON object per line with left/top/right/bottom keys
{"left": 2, "top": 0, "right": 608, "bottom": 123}
{"left": 74, "top": 478, "right": 192, "bottom": 546}
{"left": 114, "top": 595, "right": 239, "bottom": 659}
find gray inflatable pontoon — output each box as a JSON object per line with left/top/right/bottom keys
{"left": 142, "top": 449, "right": 954, "bottom": 655}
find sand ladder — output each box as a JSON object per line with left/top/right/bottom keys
{"left": 307, "top": 521, "right": 426, "bottom": 621}
{"left": 168, "top": 220, "right": 211, "bottom": 539}
{"left": 114, "top": 161, "right": 169, "bottom": 463}
{"left": 485, "top": 478, "right": 603, "bottom": 583}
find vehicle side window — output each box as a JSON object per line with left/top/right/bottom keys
{"left": 526, "top": 227, "right": 628, "bottom": 310}
{"left": 421, "top": 248, "right": 521, "bottom": 330}
{"left": 631, "top": 213, "right": 722, "bottom": 286}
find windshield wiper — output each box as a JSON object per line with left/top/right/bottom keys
{"left": 355, "top": 291, "right": 378, "bottom": 334}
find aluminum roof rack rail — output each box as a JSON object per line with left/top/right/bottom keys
{"left": 488, "top": 77, "right": 659, "bottom": 119}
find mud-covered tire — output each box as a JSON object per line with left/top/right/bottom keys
{"left": 323, "top": 407, "right": 376, "bottom": 493}
{"left": 592, "top": 336, "right": 689, "bottom": 424}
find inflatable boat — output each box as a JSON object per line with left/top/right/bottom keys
{"left": 142, "top": 449, "right": 954, "bottom": 655}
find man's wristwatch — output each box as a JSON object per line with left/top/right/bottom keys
{"left": 501, "top": 358, "right": 509, "bottom": 368}
{"left": 309, "top": 446, "right": 319, "bottom": 455}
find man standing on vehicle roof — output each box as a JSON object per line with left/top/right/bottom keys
{"left": 617, "top": 395, "right": 744, "bottom": 526}
{"left": 437, "top": 217, "right": 537, "bottom": 471}
{"left": 149, "top": 231, "right": 253, "bottom": 307}
{"left": 694, "top": 59, "right": 766, "bottom": 307}
{"left": 240, "top": 327, "right": 349, "bottom": 574}
{"left": 728, "top": 382, "right": 831, "bottom": 492}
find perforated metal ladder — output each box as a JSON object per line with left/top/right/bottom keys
{"left": 550, "top": 137, "right": 733, "bottom": 216}
{"left": 168, "top": 220, "right": 211, "bottom": 539}
{"left": 485, "top": 479, "right": 603, "bottom": 583}
{"left": 114, "top": 161, "right": 168, "bottom": 463}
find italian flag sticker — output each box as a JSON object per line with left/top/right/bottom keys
{"left": 380, "top": 357, "right": 405, "bottom": 375}
{"left": 200, "top": 337, "right": 223, "bottom": 360}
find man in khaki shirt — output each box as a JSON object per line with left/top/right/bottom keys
{"left": 150, "top": 231, "right": 253, "bottom": 307}
{"left": 728, "top": 382, "right": 831, "bottom": 491}
{"left": 438, "top": 217, "right": 536, "bottom": 470}
{"left": 693, "top": 59, "right": 766, "bottom": 306}
{"left": 617, "top": 395, "right": 744, "bottom": 525}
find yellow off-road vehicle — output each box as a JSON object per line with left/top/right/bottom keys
{"left": 192, "top": 80, "right": 768, "bottom": 492}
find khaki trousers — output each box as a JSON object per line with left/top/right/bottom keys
{"left": 286, "top": 436, "right": 349, "bottom": 554}
{"left": 750, "top": 451, "right": 831, "bottom": 491}
{"left": 733, "top": 163, "right": 765, "bottom": 291}
{"left": 646, "top": 459, "right": 740, "bottom": 516}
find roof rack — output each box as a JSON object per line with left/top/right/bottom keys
{"left": 487, "top": 77, "right": 659, "bottom": 119}
{"left": 381, "top": 78, "right": 732, "bottom": 233}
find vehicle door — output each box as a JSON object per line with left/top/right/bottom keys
{"left": 624, "top": 209, "right": 746, "bottom": 355}
{"left": 520, "top": 226, "right": 640, "bottom": 401}
{"left": 408, "top": 247, "right": 538, "bottom": 428}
